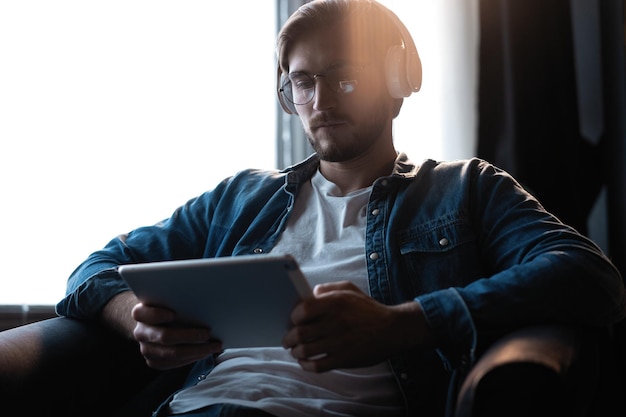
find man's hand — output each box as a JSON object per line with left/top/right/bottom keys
{"left": 131, "top": 303, "right": 223, "bottom": 370}
{"left": 282, "top": 281, "right": 434, "bottom": 372}
{"left": 100, "top": 291, "right": 222, "bottom": 370}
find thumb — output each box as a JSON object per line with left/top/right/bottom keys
{"left": 313, "top": 281, "right": 360, "bottom": 296}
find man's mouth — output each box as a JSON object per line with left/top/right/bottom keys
{"left": 311, "top": 119, "right": 347, "bottom": 129}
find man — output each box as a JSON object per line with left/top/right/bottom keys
{"left": 56, "top": 0, "right": 626, "bottom": 416}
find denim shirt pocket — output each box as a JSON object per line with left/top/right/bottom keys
{"left": 398, "top": 215, "right": 480, "bottom": 294}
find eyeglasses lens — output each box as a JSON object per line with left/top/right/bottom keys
{"left": 281, "top": 68, "right": 360, "bottom": 105}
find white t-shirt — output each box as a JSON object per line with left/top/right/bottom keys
{"left": 166, "top": 170, "right": 404, "bottom": 417}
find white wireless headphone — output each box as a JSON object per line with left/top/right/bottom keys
{"left": 378, "top": 2, "right": 422, "bottom": 98}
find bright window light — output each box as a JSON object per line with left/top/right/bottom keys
{"left": 0, "top": 1, "right": 277, "bottom": 304}
{"left": 379, "top": 0, "right": 478, "bottom": 161}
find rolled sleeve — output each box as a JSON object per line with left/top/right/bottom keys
{"left": 416, "top": 288, "right": 477, "bottom": 370}
{"left": 56, "top": 269, "right": 130, "bottom": 319}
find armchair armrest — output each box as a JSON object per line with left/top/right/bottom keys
{"left": 0, "top": 316, "right": 189, "bottom": 417}
{"left": 454, "top": 325, "right": 608, "bottom": 417}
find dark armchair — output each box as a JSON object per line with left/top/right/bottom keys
{"left": 0, "top": 316, "right": 623, "bottom": 417}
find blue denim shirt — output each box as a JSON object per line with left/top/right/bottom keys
{"left": 56, "top": 153, "right": 626, "bottom": 415}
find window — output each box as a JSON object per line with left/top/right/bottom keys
{"left": 377, "top": 0, "right": 479, "bottom": 161}
{"left": 0, "top": 1, "right": 277, "bottom": 304}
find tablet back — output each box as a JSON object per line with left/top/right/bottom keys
{"left": 118, "top": 254, "right": 311, "bottom": 348}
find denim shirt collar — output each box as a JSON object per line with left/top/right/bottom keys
{"left": 282, "top": 152, "right": 422, "bottom": 188}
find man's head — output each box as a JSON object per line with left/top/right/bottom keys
{"left": 276, "top": 0, "right": 421, "bottom": 115}
{"left": 275, "top": 0, "right": 421, "bottom": 163}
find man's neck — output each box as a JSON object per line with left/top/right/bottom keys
{"left": 318, "top": 147, "right": 397, "bottom": 195}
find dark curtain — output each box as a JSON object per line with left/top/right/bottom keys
{"left": 476, "top": 0, "right": 626, "bottom": 405}
{"left": 476, "top": 0, "right": 625, "bottom": 275}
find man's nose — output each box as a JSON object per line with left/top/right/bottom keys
{"left": 312, "top": 76, "right": 337, "bottom": 111}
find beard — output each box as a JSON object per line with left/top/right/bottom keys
{"left": 303, "top": 106, "right": 388, "bottom": 163}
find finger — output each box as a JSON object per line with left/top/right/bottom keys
{"left": 282, "top": 320, "right": 322, "bottom": 348}
{"left": 289, "top": 337, "right": 330, "bottom": 362}
{"left": 290, "top": 298, "right": 326, "bottom": 325}
{"left": 313, "top": 281, "right": 360, "bottom": 296}
{"left": 134, "top": 322, "right": 213, "bottom": 346}
{"left": 297, "top": 353, "right": 335, "bottom": 373}
{"left": 132, "top": 302, "right": 176, "bottom": 325}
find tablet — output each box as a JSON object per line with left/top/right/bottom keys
{"left": 117, "top": 254, "right": 312, "bottom": 348}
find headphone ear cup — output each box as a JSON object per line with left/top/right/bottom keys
{"left": 385, "top": 45, "right": 411, "bottom": 98}
{"left": 406, "top": 51, "right": 422, "bottom": 93}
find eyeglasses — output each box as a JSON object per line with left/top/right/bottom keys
{"left": 279, "top": 66, "right": 366, "bottom": 106}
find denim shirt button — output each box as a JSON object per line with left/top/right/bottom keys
{"left": 438, "top": 237, "right": 449, "bottom": 247}
{"left": 253, "top": 248, "right": 264, "bottom": 254}
{"left": 197, "top": 373, "right": 207, "bottom": 381}
{"left": 371, "top": 208, "right": 380, "bottom": 216}
{"left": 369, "top": 252, "right": 380, "bottom": 260}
